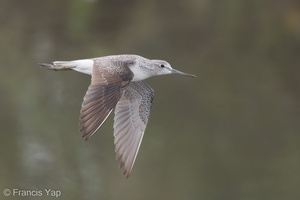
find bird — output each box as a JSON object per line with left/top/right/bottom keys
{"left": 39, "top": 54, "right": 196, "bottom": 178}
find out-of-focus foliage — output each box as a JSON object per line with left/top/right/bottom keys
{"left": 0, "top": 0, "right": 299, "bottom": 199}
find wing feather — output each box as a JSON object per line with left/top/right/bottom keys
{"left": 113, "top": 81, "right": 154, "bottom": 178}
{"left": 80, "top": 60, "right": 133, "bottom": 140}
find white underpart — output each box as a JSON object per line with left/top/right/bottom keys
{"left": 54, "top": 59, "right": 93, "bottom": 75}
{"left": 130, "top": 65, "right": 152, "bottom": 81}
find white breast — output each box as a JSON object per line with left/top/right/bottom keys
{"left": 129, "top": 65, "right": 151, "bottom": 81}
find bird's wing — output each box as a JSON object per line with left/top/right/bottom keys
{"left": 80, "top": 60, "right": 134, "bottom": 140}
{"left": 113, "top": 81, "right": 154, "bottom": 178}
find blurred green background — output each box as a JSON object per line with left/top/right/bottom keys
{"left": 1, "top": 0, "right": 300, "bottom": 199}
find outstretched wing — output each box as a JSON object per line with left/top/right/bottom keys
{"left": 80, "top": 60, "right": 134, "bottom": 140}
{"left": 113, "top": 81, "right": 154, "bottom": 178}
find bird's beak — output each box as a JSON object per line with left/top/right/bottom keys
{"left": 171, "top": 69, "right": 197, "bottom": 78}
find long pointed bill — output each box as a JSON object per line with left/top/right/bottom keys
{"left": 171, "top": 69, "right": 197, "bottom": 78}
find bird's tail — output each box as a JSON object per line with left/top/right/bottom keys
{"left": 39, "top": 59, "right": 93, "bottom": 75}
{"left": 38, "top": 61, "right": 76, "bottom": 71}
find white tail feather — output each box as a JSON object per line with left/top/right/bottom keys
{"left": 53, "top": 59, "right": 93, "bottom": 75}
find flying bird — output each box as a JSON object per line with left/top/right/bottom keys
{"left": 39, "top": 54, "right": 196, "bottom": 178}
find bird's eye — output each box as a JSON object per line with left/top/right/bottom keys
{"left": 160, "top": 64, "right": 165, "bottom": 68}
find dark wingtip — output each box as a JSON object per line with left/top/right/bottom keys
{"left": 82, "top": 136, "right": 89, "bottom": 141}
{"left": 122, "top": 169, "right": 130, "bottom": 179}
{"left": 81, "top": 131, "right": 92, "bottom": 141}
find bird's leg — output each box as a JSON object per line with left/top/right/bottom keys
{"left": 38, "top": 63, "right": 75, "bottom": 71}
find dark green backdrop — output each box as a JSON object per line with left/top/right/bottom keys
{"left": 1, "top": 0, "right": 299, "bottom": 199}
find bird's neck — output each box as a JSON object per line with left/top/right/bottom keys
{"left": 130, "top": 65, "right": 152, "bottom": 81}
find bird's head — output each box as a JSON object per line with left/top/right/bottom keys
{"left": 150, "top": 60, "right": 196, "bottom": 78}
